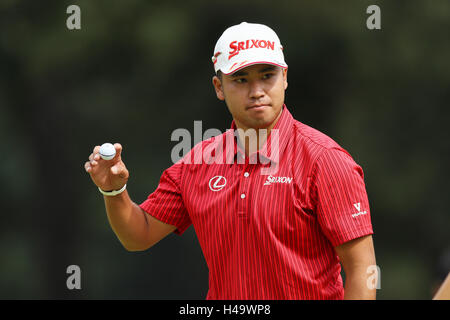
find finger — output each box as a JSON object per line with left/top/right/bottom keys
{"left": 112, "top": 143, "right": 122, "bottom": 159}
{"left": 89, "top": 153, "right": 100, "bottom": 162}
{"left": 92, "top": 146, "right": 101, "bottom": 161}
{"left": 84, "top": 161, "right": 92, "bottom": 173}
{"left": 89, "top": 151, "right": 101, "bottom": 162}
{"left": 90, "top": 159, "right": 98, "bottom": 166}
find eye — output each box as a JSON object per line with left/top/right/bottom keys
{"left": 234, "top": 78, "right": 247, "bottom": 83}
{"left": 262, "top": 73, "right": 274, "bottom": 80}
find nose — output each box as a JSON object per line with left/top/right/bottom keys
{"left": 248, "top": 80, "right": 265, "bottom": 100}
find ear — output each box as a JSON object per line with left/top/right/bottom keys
{"left": 212, "top": 75, "right": 225, "bottom": 101}
{"left": 283, "top": 68, "right": 288, "bottom": 90}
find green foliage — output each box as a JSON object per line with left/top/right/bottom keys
{"left": 0, "top": 0, "right": 449, "bottom": 299}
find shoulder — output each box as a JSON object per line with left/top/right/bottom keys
{"left": 293, "top": 121, "right": 344, "bottom": 152}
{"left": 290, "top": 120, "right": 356, "bottom": 171}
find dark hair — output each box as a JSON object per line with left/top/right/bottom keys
{"left": 216, "top": 70, "right": 222, "bottom": 80}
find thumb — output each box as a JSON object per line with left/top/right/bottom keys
{"left": 110, "top": 162, "right": 128, "bottom": 179}
{"left": 113, "top": 143, "right": 123, "bottom": 160}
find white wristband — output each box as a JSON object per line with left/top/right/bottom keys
{"left": 98, "top": 184, "right": 127, "bottom": 196}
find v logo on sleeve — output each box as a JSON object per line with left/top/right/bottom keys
{"left": 352, "top": 202, "right": 367, "bottom": 218}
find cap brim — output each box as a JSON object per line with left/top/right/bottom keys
{"left": 220, "top": 61, "right": 288, "bottom": 75}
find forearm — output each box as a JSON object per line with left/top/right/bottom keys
{"left": 103, "top": 190, "right": 150, "bottom": 251}
{"left": 343, "top": 269, "right": 377, "bottom": 300}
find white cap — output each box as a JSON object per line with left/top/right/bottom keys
{"left": 212, "top": 22, "right": 288, "bottom": 75}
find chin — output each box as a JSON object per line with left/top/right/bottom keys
{"left": 249, "top": 115, "right": 276, "bottom": 129}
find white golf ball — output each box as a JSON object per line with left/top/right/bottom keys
{"left": 99, "top": 143, "right": 116, "bottom": 160}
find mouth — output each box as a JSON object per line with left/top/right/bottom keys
{"left": 246, "top": 104, "right": 271, "bottom": 111}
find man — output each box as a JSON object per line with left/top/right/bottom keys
{"left": 84, "top": 22, "right": 377, "bottom": 299}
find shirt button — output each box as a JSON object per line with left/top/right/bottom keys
{"left": 244, "top": 172, "right": 249, "bottom": 177}
{"left": 240, "top": 193, "right": 246, "bottom": 199}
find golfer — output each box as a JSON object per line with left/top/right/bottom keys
{"left": 84, "top": 22, "right": 376, "bottom": 300}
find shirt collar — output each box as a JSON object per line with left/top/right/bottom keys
{"left": 225, "top": 104, "right": 294, "bottom": 164}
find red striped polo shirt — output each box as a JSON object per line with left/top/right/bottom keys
{"left": 139, "top": 105, "right": 373, "bottom": 300}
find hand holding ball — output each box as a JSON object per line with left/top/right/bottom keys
{"left": 99, "top": 143, "right": 116, "bottom": 160}
{"left": 85, "top": 142, "right": 128, "bottom": 196}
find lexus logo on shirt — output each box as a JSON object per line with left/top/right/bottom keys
{"left": 209, "top": 176, "right": 227, "bottom": 191}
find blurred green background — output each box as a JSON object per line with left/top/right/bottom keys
{"left": 1, "top": 0, "right": 449, "bottom": 299}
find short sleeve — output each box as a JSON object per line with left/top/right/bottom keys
{"left": 139, "top": 162, "right": 191, "bottom": 235}
{"left": 311, "top": 148, "right": 373, "bottom": 247}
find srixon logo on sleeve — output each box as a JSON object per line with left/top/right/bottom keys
{"left": 228, "top": 39, "right": 275, "bottom": 59}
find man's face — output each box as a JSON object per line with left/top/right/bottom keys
{"left": 212, "top": 64, "right": 288, "bottom": 131}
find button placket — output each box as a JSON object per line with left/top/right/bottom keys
{"left": 237, "top": 161, "right": 252, "bottom": 218}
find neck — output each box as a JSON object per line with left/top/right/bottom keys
{"left": 235, "top": 109, "right": 283, "bottom": 157}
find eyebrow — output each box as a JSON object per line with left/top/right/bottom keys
{"left": 231, "top": 65, "right": 277, "bottom": 77}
